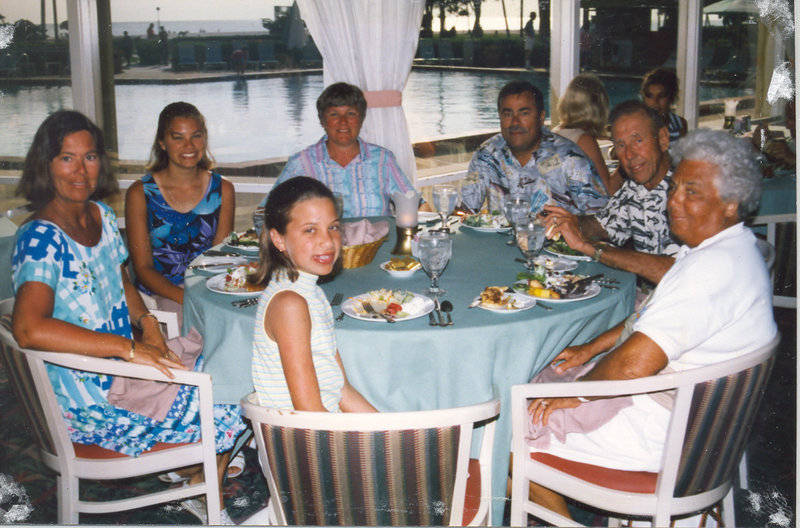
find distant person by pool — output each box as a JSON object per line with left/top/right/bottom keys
{"left": 257, "top": 82, "right": 417, "bottom": 218}
{"left": 641, "top": 68, "right": 688, "bottom": 145}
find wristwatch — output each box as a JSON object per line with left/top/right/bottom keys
{"left": 591, "top": 242, "right": 607, "bottom": 262}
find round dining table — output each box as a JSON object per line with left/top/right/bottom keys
{"left": 183, "top": 219, "right": 636, "bottom": 524}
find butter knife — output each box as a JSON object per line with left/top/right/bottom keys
{"left": 189, "top": 261, "right": 241, "bottom": 270}
{"left": 433, "top": 298, "right": 446, "bottom": 326}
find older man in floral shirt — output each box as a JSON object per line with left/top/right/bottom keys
{"left": 543, "top": 101, "right": 679, "bottom": 286}
{"left": 460, "top": 80, "right": 609, "bottom": 215}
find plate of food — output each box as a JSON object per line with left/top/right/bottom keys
{"left": 471, "top": 286, "right": 536, "bottom": 313}
{"left": 206, "top": 263, "right": 264, "bottom": 296}
{"left": 341, "top": 289, "right": 434, "bottom": 322}
{"left": 461, "top": 212, "right": 511, "bottom": 232}
{"left": 533, "top": 255, "right": 579, "bottom": 272}
{"left": 380, "top": 256, "right": 422, "bottom": 278}
{"left": 222, "top": 229, "right": 260, "bottom": 253}
{"left": 511, "top": 278, "right": 601, "bottom": 303}
{"left": 544, "top": 239, "right": 591, "bottom": 261}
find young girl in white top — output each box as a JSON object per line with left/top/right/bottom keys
{"left": 250, "top": 176, "right": 376, "bottom": 412}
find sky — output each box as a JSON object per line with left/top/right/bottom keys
{"left": 2, "top": 0, "right": 538, "bottom": 33}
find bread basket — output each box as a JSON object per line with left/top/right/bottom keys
{"left": 341, "top": 237, "right": 386, "bottom": 269}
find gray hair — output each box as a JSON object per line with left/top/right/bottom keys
{"left": 670, "top": 128, "right": 762, "bottom": 217}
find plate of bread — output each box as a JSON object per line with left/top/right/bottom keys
{"left": 472, "top": 286, "right": 536, "bottom": 313}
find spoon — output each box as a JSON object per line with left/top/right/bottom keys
{"left": 440, "top": 300, "right": 454, "bottom": 325}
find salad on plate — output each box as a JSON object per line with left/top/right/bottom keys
{"left": 462, "top": 211, "right": 510, "bottom": 231}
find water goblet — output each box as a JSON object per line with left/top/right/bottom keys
{"left": 431, "top": 183, "right": 460, "bottom": 232}
{"left": 516, "top": 216, "right": 546, "bottom": 271}
{"left": 418, "top": 230, "right": 452, "bottom": 296}
{"left": 502, "top": 193, "right": 531, "bottom": 246}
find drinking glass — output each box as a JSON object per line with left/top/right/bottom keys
{"left": 516, "top": 216, "right": 546, "bottom": 271}
{"left": 418, "top": 231, "right": 452, "bottom": 296}
{"left": 431, "top": 183, "right": 459, "bottom": 232}
{"left": 502, "top": 193, "right": 531, "bottom": 245}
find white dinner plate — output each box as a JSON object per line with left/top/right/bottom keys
{"left": 341, "top": 291, "right": 434, "bottom": 323}
{"left": 472, "top": 292, "right": 536, "bottom": 313}
{"left": 189, "top": 256, "right": 248, "bottom": 274}
{"left": 512, "top": 281, "right": 601, "bottom": 303}
{"left": 534, "top": 255, "right": 579, "bottom": 272}
{"left": 222, "top": 232, "right": 260, "bottom": 254}
{"left": 380, "top": 260, "right": 421, "bottom": 278}
{"left": 544, "top": 245, "right": 592, "bottom": 261}
{"left": 460, "top": 215, "right": 511, "bottom": 232}
{"left": 417, "top": 211, "right": 441, "bottom": 223}
{"left": 206, "top": 272, "right": 265, "bottom": 296}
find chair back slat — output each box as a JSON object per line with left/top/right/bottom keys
{"left": 675, "top": 356, "right": 775, "bottom": 496}
{"left": 260, "top": 424, "right": 461, "bottom": 526}
{"left": 0, "top": 314, "right": 58, "bottom": 455}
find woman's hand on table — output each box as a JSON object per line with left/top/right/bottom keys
{"left": 528, "top": 396, "right": 582, "bottom": 426}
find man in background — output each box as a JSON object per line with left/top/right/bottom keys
{"left": 524, "top": 12, "right": 536, "bottom": 69}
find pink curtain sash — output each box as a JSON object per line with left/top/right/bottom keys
{"left": 364, "top": 90, "right": 402, "bottom": 108}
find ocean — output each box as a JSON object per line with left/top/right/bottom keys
{"left": 112, "top": 19, "right": 268, "bottom": 38}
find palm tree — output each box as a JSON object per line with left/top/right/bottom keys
{"left": 52, "top": 0, "right": 58, "bottom": 40}
{"left": 40, "top": 0, "right": 45, "bottom": 36}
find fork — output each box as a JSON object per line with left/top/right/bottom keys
{"left": 361, "top": 301, "right": 395, "bottom": 323}
{"left": 231, "top": 297, "right": 258, "bottom": 308}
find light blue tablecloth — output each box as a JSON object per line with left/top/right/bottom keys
{"left": 183, "top": 221, "right": 636, "bottom": 524}
{"left": 756, "top": 172, "right": 795, "bottom": 217}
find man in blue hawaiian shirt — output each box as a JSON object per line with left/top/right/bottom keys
{"left": 460, "top": 80, "right": 609, "bottom": 216}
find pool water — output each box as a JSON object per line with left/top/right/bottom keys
{"left": 0, "top": 70, "right": 746, "bottom": 163}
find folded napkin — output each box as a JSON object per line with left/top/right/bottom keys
{"left": 526, "top": 362, "right": 633, "bottom": 449}
{"left": 341, "top": 219, "right": 389, "bottom": 246}
{"left": 108, "top": 327, "right": 203, "bottom": 422}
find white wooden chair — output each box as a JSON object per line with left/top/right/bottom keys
{"left": 509, "top": 334, "right": 779, "bottom": 527}
{"left": 240, "top": 394, "right": 500, "bottom": 526}
{"left": 0, "top": 298, "right": 221, "bottom": 524}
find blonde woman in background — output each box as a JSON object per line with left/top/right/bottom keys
{"left": 553, "top": 74, "right": 622, "bottom": 194}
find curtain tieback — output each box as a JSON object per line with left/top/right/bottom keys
{"left": 364, "top": 90, "right": 402, "bottom": 108}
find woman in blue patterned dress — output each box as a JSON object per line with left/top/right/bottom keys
{"left": 11, "top": 110, "right": 244, "bottom": 523}
{"left": 125, "top": 102, "right": 235, "bottom": 316}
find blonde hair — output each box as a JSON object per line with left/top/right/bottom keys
{"left": 556, "top": 74, "right": 610, "bottom": 138}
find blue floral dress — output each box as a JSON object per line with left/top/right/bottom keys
{"left": 11, "top": 202, "right": 244, "bottom": 456}
{"left": 136, "top": 172, "right": 223, "bottom": 295}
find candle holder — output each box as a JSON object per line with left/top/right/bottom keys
{"left": 391, "top": 225, "right": 418, "bottom": 256}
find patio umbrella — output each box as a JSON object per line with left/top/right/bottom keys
{"left": 703, "top": 0, "right": 759, "bottom": 15}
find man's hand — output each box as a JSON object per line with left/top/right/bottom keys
{"left": 540, "top": 205, "right": 595, "bottom": 256}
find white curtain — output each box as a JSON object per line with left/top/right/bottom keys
{"left": 295, "top": 0, "right": 425, "bottom": 185}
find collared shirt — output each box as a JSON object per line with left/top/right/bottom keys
{"left": 272, "top": 136, "right": 415, "bottom": 218}
{"left": 595, "top": 171, "right": 680, "bottom": 256}
{"left": 460, "top": 128, "right": 609, "bottom": 215}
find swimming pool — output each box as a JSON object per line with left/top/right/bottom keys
{"left": 0, "top": 70, "right": 746, "bottom": 163}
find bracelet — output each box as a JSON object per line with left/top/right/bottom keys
{"left": 128, "top": 340, "right": 136, "bottom": 361}
{"left": 136, "top": 312, "right": 158, "bottom": 328}
{"left": 577, "top": 396, "right": 590, "bottom": 403}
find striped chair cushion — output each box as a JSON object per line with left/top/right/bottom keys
{"left": 261, "top": 424, "right": 464, "bottom": 526}
{"left": 674, "top": 357, "right": 775, "bottom": 497}
{"left": 0, "top": 314, "right": 58, "bottom": 455}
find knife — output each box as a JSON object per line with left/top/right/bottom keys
{"left": 203, "top": 250, "right": 242, "bottom": 257}
{"left": 433, "top": 298, "right": 446, "bottom": 326}
{"left": 188, "top": 261, "right": 242, "bottom": 270}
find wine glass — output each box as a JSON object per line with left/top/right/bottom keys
{"left": 417, "top": 230, "right": 452, "bottom": 296}
{"left": 431, "top": 184, "right": 460, "bottom": 232}
{"left": 502, "top": 193, "right": 531, "bottom": 245}
{"left": 516, "top": 216, "right": 546, "bottom": 271}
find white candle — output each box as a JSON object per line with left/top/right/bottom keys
{"left": 397, "top": 211, "right": 417, "bottom": 228}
